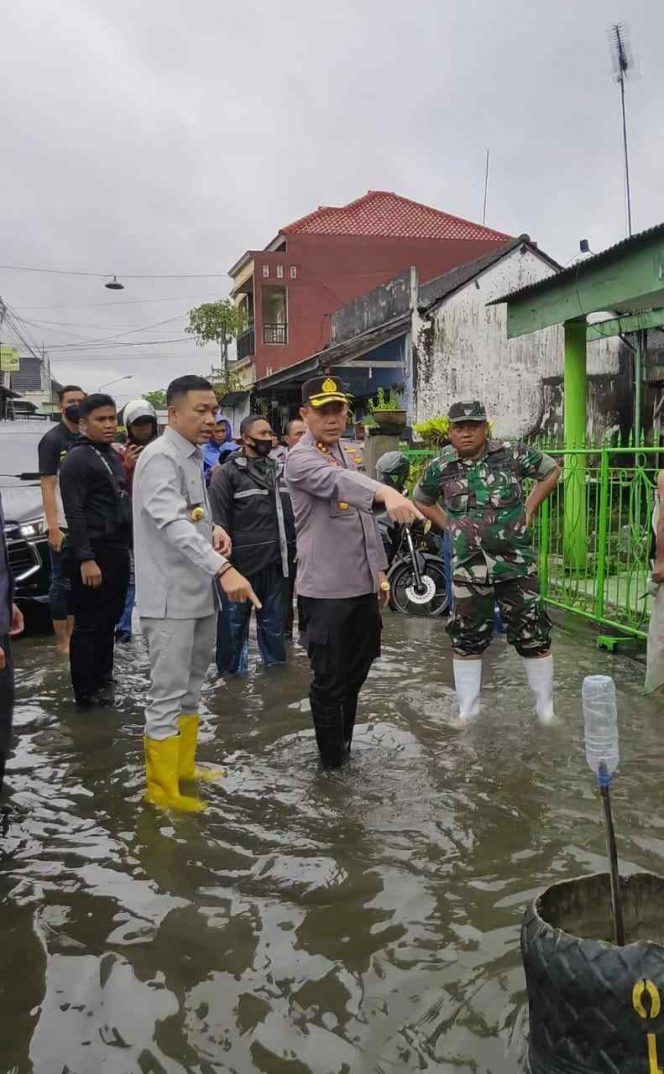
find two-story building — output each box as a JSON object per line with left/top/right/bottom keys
{"left": 229, "top": 190, "right": 512, "bottom": 387}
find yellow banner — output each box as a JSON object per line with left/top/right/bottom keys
{"left": 0, "top": 346, "right": 20, "bottom": 372}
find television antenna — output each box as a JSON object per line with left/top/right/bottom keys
{"left": 610, "top": 23, "right": 634, "bottom": 237}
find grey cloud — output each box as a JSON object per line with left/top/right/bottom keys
{"left": 1, "top": 0, "right": 661, "bottom": 398}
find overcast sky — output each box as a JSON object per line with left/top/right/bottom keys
{"left": 1, "top": 0, "right": 662, "bottom": 402}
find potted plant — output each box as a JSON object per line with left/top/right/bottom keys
{"left": 365, "top": 386, "right": 407, "bottom": 433}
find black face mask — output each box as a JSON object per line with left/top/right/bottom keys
{"left": 248, "top": 437, "right": 272, "bottom": 459}
{"left": 64, "top": 404, "right": 80, "bottom": 423}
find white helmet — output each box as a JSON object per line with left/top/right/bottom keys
{"left": 123, "top": 398, "right": 157, "bottom": 428}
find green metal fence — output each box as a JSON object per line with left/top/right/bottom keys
{"left": 403, "top": 445, "right": 660, "bottom": 640}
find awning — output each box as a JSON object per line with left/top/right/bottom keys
{"left": 254, "top": 314, "right": 409, "bottom": 397}
{"left": 218, "top": 389, "right": 250, "bottom": 406}
{"left": 254, "top": 355, "right": 321, "bottom": 394}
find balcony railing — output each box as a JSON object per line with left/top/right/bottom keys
{"left": 263, "top": 322, "right": 288, "bottom": 345}
{"left": 236, "top": 326, "right": 255, "bottom": 361}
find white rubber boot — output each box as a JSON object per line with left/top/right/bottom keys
{"left": 523, "top": 654, "right": 555, "bottom": 723}
{"left": 453, "top": 659, "right": 482, "bottom": 720}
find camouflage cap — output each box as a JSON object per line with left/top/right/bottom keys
{"left": 448, "top": 400, "right": 487, "bottom": 423}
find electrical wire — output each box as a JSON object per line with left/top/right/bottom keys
{"left": 13, "top": 291, "right": 221, "bottom": 311}
{"left": 45, "top": 337, "right": 194, "bottom": 351}
{"left": 0, "top": 264, "right": 229, "bottom": 280}
{"left": 49, "top": 358, "right": 205, "bottom": 367}
{"left": 38, "top": 317, "right": 189, "bottom": 349}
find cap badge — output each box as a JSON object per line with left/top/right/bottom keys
{"left": 322, "top": 378, "right": 337, "bottom": 393}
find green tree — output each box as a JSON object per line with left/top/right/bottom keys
{"left": 185, "top": 298, "right": 245, "bottom": 373}
{"left": 144, "top": 389, "right": 167, "bottom": 409}
{"left": 209, "top": 365, "right": 242, "bottom": 400}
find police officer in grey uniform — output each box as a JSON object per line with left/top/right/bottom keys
{"left": 285, "top": 375, "right": 423, "bottom": 769}
{"left": 133, "top": 375, "right": 259, "bottom": 812}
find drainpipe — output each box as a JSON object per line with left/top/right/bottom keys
{"left": 634, "top": 329, "right": 646, "bottom": 445}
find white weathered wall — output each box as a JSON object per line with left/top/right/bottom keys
{"left": 413, "top": 247, "right": 621, "bottom": 439}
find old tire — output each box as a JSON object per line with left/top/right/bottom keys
{"left": 522, "top": 871, "right": 664, "bottom": 1073}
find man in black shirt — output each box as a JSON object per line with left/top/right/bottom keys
{"left": 59, "top": 394, "right": 131, "bottom": 706}
{"left": 210, "top": 413, "right": 295, "bottom": 674}
{"left": 38, "top": 384, "right": 87, "bottom": 653}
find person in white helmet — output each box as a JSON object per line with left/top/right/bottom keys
{"left": 114, "top": 399, "right": 159, "bottom": 642}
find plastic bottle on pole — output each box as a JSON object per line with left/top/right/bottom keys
{"left": 582, "top": 675, "right": 620, "bottom": 784}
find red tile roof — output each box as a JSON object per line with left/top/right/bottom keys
{"left": 281, "top": 190, "right": 510, "bottom": 242}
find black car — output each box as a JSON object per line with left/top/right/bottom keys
{"left": 1, "top": 420, "right": 52, "bottom": 625}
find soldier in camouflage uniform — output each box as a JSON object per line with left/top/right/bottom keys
{"left": 413, "top": 401, "right": 560, "bottom": 722}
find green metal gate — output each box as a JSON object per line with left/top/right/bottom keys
{"left": 404, "top": 445, "right": 660, "bottom": 641}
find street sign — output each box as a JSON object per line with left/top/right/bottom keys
{"left": 0, "top": 346, "right": 20, "bottom": 372}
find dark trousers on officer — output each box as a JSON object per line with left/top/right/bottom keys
{"left": 67, "top": 544, "right": 130, "bottom": 704}
{"left": 301, "top": 593, "right": 381, "bottom": 769}
{"left": 0, "top": 635, "right": 14, "bottom": 791}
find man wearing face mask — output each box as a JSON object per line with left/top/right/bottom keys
{"left": 113, "top": 398, "right": 159, "bottom": 642}
{"left": 210, "top": 413, "right": 295, "bottom": 675}
{"left": 38, "top": 384, "right": 87, "bottom": 653}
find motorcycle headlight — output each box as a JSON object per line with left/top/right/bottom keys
{"left": 18, "top": 517, "right": 45, "bottom": 539}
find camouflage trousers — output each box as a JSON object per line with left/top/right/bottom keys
{"left": 446, "top": 573, "right": 552, "bottom": 657}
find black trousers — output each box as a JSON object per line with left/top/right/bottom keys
{"left": 301, "top": 593, "right": 382, "bottom": 769}
{"left": 67, "top": 544, "right": 130, "bottom": 704}
{"left": 0, "top": 634, "right": 14, "bottom": 790}
{"left": 285, "top": 566, "right": 304, "bottom": 636}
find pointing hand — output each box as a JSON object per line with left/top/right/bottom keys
{"left": 381, "top": 487, "right": 424, "bottom": 525}
{"left": 219, "top": 567, "right": 262, "bottom": 609}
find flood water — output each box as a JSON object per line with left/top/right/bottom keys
{"left": 2, "top": 611, "right": 664, "bottom": 1074}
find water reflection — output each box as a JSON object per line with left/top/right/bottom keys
{"left": 1, "top": 614, "right": 663, "bottom": 1072}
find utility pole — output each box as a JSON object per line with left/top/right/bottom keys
{"left": 482, "top": 149, "right": 490, "bottom": 227}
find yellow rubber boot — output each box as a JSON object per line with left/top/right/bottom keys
{"left": 177, "top": 714, "right": 226, "bottom": 783}
{"left": 144, "top": 735, "right": 205, "bottom": 812}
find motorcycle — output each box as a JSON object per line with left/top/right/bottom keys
{"left": 386, "top": 522, "right": 449, "bottom": 617}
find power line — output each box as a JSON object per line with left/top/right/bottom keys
{"left": 13, "top": 290, "right": 222, "bottom": 311}
{"left": 50, "top": 353, "right": 211, "bottom": 364}
{"left": 17, "top": 312, "right": 186, "bottom": 345}
{"left": 45, "top": 337, "right": 195, "bottom": 351}
{"left": 0, "top": 264, "right": 229, "bottom": 280}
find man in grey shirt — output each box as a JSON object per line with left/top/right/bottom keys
{"left": 0, "top": 492, "right": 24, "bottom": 791}
{"left": 133, "top": 375, "right": 259, "bottom": 813}
{"left": 285, "top": 375, "right": 422, "bottom": 769}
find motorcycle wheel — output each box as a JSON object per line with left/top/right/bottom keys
{"left": 388, "top": 558, "right": 449, "bottom": 617}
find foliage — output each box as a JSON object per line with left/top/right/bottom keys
{"left": 186, "top": 299, "right": 245, "bottom": 366}
{"left": 209, "top": 366, "right": 242, "bottom": 399}
{"left": 365, "top": 385, "right": 404, "bottom": 416}
{"left": 144, "top": 389, "right": 167, "bottom": 409}
{"left": 412, "top": 414, "right": 450, "bottom": 447}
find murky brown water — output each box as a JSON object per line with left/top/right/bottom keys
{"left": 2, "top": 612, "right": 663, "bottom": 1074}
